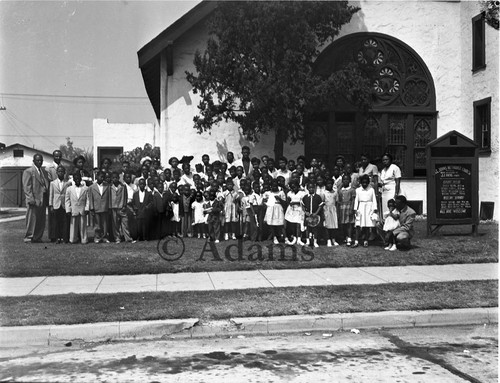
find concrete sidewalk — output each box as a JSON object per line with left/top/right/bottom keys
{"left": 0, "top": 263, "right": 497, "bottom": 297}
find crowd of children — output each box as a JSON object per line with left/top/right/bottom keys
{"left": 49, "top": 149, "right": 401, "bottom": 250}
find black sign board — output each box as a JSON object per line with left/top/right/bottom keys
{"left": 434, "top": 164, "right": 472, "bottom": 220}
{"left": 426, "top": 131, "right": 478, "bottom": 236}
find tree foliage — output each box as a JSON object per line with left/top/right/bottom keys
{"left": 119, "top": 144, "right": 161, "bottom": 175}
{"left": 186, "top": 1, "right": 372, "bottom": 157}
{"left": 59, "top": 137, "right": 93, "bottom": 173}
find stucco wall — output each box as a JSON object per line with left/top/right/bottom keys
{"left": 459, "top": 1, "right": 499, "bottom": 221}
{"left": 159, "top": 0, "right": 498, "bottom": 218}
{"left": 163, "top": 21, "right": 304, "bottom": 165}
{"left": 93, "top": 118, "right": 158, "bottom": 167}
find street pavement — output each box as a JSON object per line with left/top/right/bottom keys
{"left": 0, "top": 263, "right": 497, "bottom": 297}
{"left": 0, "top": 324, "right": 496, "bottom": 382}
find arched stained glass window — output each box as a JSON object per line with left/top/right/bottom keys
{"left": 307, "top": 33, "right": 437, "bottom": 177}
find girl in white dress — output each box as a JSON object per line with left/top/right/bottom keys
{"left": 263, "top": 179, "right": 286, "bottom": 244}
{"left": 284, "top": 181, "right": 306, "bottom": 245}
{"left": 353, "top": 175, "right": 378, "bottom": 247}
{"left": 382, "top": 198, "right": 400, "bottom": 251}
{"left": 191, "top": 191, "right": 207, "bottom": 239}
{"left": 323, "top": 178, "right": 339, "bottom": 247}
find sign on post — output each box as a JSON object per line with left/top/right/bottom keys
{"left": 426, "top": 131, "right": 479, "bottom": 236}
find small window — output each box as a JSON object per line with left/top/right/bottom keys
{"left": 13, "top": 149, "right": 24, "bottom": 157}
{"left": 474, "top": 97, "right": 491, "bottom": 155}
{"left": 472, "top": 14, "right": 486, "bottom": 71}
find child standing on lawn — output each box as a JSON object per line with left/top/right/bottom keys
{"left": 180, "top": 185, "right": 195, "bottom": 238}
{"left": 123, "top": 172, "right": 137, "bottom": 242}
{"left": 337, "top": 175, "right": 356, "bottom": 246}
{"left": 65, "top": 172, "right": 90, "bottom": 244}
{"left": 109, "top": 171, "right": 128, "bottom": 243}
{"left": 302, "top": 182, "right": 324, "bottom": 248}
{"left": 49, "top": 165, "right": 69, "bottom": 244}
{"left": 383, "top": 198, "right": 400, "bottom": 251}
{"left": 204, "top": 190, "right": 223, "bottom": 242}
{"left": 132, "top": 178, "right": 153, "bottom": 241}
{"left": 323, "top": 178, "right": 340, "bottom": 247}
{"left": 89, "top": 171, "right": 110, "bottom": 244}
{"left": 263, "top": 179, "right": 286, "bottom": 244}
{"left": 222, "top": 180, "right": 239, "bottom": 240}
{"left": 152, "top": 181, "right": 167, "bottom": 239}
{"left": 353, "top": 174, "right": 378, "bottom": 248}
{"left": 284, "top": 181, "right": 306, "bottom": 245}
{"left": 169, "top": 194, "right": 181, "bottom": 236}
{"left": 192, "top": 191, "right": 207, "bottom": 239}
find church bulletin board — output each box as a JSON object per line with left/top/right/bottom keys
{"left": 435, "top": 164, "right": 472, "bottom": 220}
{"left": 426, "top": 131, "right": 479, "bottom": 236}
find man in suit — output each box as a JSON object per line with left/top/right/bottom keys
{"left": 23, "top": 153, "right": 50, "bottom": 243}
{"left": 46, "top": 150, "right": 63, "bottom": 182}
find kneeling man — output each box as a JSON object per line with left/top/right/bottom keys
{"left": 391, "top": 195, "right": 416, "bottom": 250}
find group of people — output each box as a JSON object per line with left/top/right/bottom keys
{"left": 22, "top": 146, "right": 416, "bottom": 250}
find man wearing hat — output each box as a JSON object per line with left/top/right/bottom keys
{"left": 23, "top": 153, "right": 50, "bottom": 243}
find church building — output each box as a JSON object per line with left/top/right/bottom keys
{"left": 137, "top": 1, "right": 498, "bottom": 219}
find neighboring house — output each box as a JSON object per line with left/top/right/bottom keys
{"left": 134, "top": 1, "right": 498, "bottom": 218}
{"left": 0, "top": 143, "right": 72, "bottom": 207}
{"left": 93, "top": 118, "right": 158, "bottom": 169}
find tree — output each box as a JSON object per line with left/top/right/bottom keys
{"left": 186, "top": 1, "right": 372, "bottom": 158}
{"left": 119, "top": 144, "right": 161, "bottom": 175}
{"left": 59, "top": 137, "right": 93, "bottom": 173}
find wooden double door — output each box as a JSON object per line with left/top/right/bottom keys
{"left": 305, "top": 111, "right": 387, "bottom": 169}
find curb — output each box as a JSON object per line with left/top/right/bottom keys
{"left": 0, "top": 308, "right": 497, "bottom": 347}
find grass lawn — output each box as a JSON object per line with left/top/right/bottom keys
{"left": 0, "top": 280, "right": 496, "bottom": 326}
{"left": 0, "top": 219, "right": 497, "bottom": 277}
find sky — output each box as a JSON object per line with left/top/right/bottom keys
{"left": 0, "top": 0, "right": 201, "bottom": 153}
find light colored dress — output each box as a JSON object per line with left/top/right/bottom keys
{"left": 380, "top": 163, "right": 405, "bottom": 212}
{"left": 323, "top": 189, "right": 339, "bottom": 229}
{"left": 192, "top": 201, "right": 206, "bottom": 224}
{"left": 264, "top": 190, "right": 285, "bottom": 226}
{"left": 383, "top": 209, "right": 400, "bottom": 231}
{"left": 285, "top": 190, "right": 306, "bottom": 224}
{"left": 222, "top": 190, "right": 239, "bottom": 223}
{"left": 354, "top": 186, "right": 377, "bottom": 227}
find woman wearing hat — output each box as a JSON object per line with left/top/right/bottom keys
{"left": 140, "top": 156, "right": 152, "bottom": 168}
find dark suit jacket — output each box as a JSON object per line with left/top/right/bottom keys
{"left": 152, "top": 191, "right": 166, "bottom": 214}
{"left": 132, "top": 190, "right": 153, "bottom": 219}
{"left": 22, "top": 165, "right": 50, "bottom": 207}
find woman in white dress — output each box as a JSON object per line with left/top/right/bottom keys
{"left": 379, "top": 153, "right": 404, "bottom": 217}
